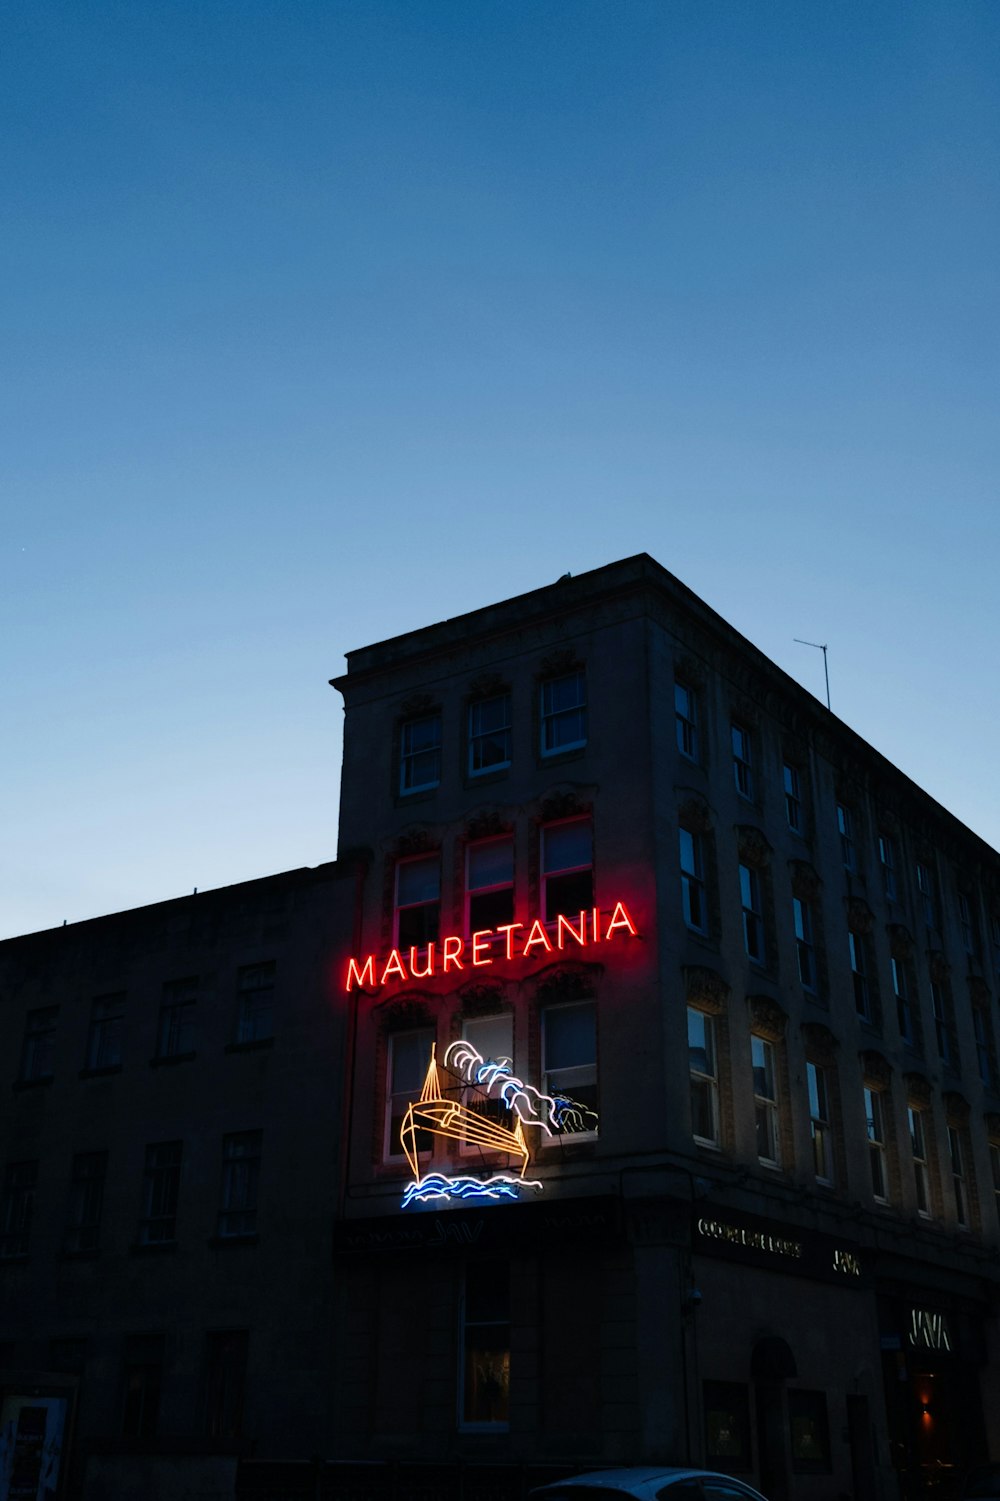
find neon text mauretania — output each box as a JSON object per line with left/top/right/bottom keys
{"left": 344, "top": 901, "right": 638, "bottom": 992}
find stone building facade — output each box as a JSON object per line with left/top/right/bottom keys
{"left": 330, "top": 555, "right": 1000, "bottom": 1501}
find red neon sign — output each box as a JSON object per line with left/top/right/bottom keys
{"left": 345, "top": 900, "right": 638, "bottom": 992}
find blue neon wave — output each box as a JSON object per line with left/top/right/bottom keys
{"left": 401, "top": 1172, "right": 541, "bottom": 1208}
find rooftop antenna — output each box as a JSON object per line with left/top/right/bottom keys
{"left": 793, "top": 639, "right": 831, "bottom": 711}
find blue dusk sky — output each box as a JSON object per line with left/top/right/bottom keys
{"left": 3, "top": 1, "right": 998, "bottom": 939}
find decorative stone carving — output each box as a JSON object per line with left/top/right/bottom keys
{"left": 382, "top": 998, "right": 432, "bottom": 1029}
{"left": 801, "top": 1022, "right": 838, "bottom": 1062}
{"left": 732, "top": 697, "right": 759, "bottom": 728}
{"left": 790, "top": 862, "right": 821, "bottom": 901}
{"left": 675, "top": 653, "right": 706, "bottom": 688}
{"left": 860, "top": 1049, "right": 892, "bottom": 1088}
{"left": 467, "top": 673, "right": 506, "bottom": 700}
{"left": 536, "top": 967, "right": 596, "bottom": 1003}
{"left": 678, "top": 795, "right": 712, "bottom": 833}
{"left": 928, "top": 951, "right": 950, "bottom": 983}
{"left": 465, "top": 810, "right": 511, "bottom": 843}
{"left": 968, "top": 977, "right": 992, "bottom": 1011}
{"left": 737, "top": 825, "right": 772, "bottom": 870}
{"left": 684, "top": 966, "right": 730, "bottom": 1016}
{"left": 888, "top": 924, "right": 913, "bottom": 959}
{"left": 460, "top": 984, "right": 507, "bottom": 1018}
{"left": 904, "top": 1072, "right": 932, "bottom": 1107}
{"left": 539, "top": 791, "right": 587, "bottom": 823}
{"left": 944, "top": 1092, "right": 970, "bottom": 1127}
{"left": 539, "top": 649, "right": 579, "bottom": 677}
{"left": 400, "top": 694, "right": 434, "bottom": 716}
{"left": 847, "top": 899, "right": 875, "bottom": 935}
{"left": 748, "top": 994, "right": 787, "bottom": 1041}
{"left": 396, "top": 829, "right": 434, "bottom": 857}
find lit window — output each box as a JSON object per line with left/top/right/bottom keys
{"left": 783, "top": 763, "right": 802, "bottom": 832}
{"left": 679, "top": 828, "right": 707, "bottom": 934}
{"left": 892, "top": 958, "right": 913, "bottom": 1046}
{"left": 218, "top": 1132, "right": 261, "bottom": 1238}
{"left": 467, "top": 839, "right": 514, "bottom": 933}
{"left": 731, "top": 723, "right": 753, "bottom": 799}
{"left": 63, "top": 1151, "right": 107, "bottom": 1255}
{"left": 461, "top": 1014, "right": 515, "bottom": 1145}
{"left": 19, "top": 1007, "right": 57, "bottom": 1083}
{"left": 541, "top": 819, "right": 593, "bottom": 922}
{"left": 836, "top": 804, "right": 855, "bottom": 872}
{"left": 395, "top": 855, "right": 441, "bottom": 948}
{"left": 864, "top": 1088, "right": 888, "bottom": 1203}
{"left": 385, "top": 1030, "right": 434, "bottom": 1160}
{"left": 86, "top": 993, "right": 124, "bottom": 1071}
{"left": 878, "top": 834, "right": 897, "bottom": 901}
{"left": 469, "top": 694, "right": 511, "bottom": 777}
{"left": 542, "top": 1001, "right": 597, "bottom": 1130}
{"left": 235, "top": 963, "right": 274, "bottom": 1045}
{"left": 751, "top": 1036, "right": 779, "bottom": 1166}
{"left": 793, "top": 898, "right": 815, "bottom": 990}
{"left": 0, "top": 1161, "right": 37, "bottom": 1259}
{"left": 540, "top": 670, "right": 586, "bottom": 757}
{"left": 739, "top": 865, "right": 765, "bottom": 964}
{"left": 909, "top": 1108, "right": 931, "bottom": 1217}
{"left": 916, "top": 862, "right": 938, "bottom": 929}
{"left": 675, "top": 681, "right": 699, "bottom": 761}
{"left": 949, "top": 1126, "right": 968, "bottom": 1227}
{"left": 400, "top": 712, "right": 441, "bottom": 795}
{"left": 849, "top": 932, "right": 870, "bottom": 1022}
{"left": 157, "top": 977, "right": 197, "bottom": 1059}
{"left": 807, "top": 1062, "right": 833, "bottom": 1185}
{"left": 138, "top": 1141, "right": 181, "bottom": 1245}
{"left": 461, "top": 1262, "right": 509, "bottom": 1427}
{"left": 688, "top": 1008, "right": 719, "bottom": 1147}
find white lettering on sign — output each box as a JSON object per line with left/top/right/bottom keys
{"left": 908, "top": 1308, "right": 951, "bottom": 1351}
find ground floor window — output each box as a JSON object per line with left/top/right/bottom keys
{"left": 460, "top": 1261, "right": 509, "bottom": 1427}
{"left": 703, "top": 1380, "right": 751, "bottom": 1469}
{"left": 788, "top": 1388, "right": 831, "bottom": 1472}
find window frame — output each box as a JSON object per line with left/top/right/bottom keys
{"left": 688, "top": 1007, "right": 720, "bottom": 1148}
{"left": 807, "top": 1061, "right": 833, "bottom": 1186}
{"left": 394, "top": 854, "right": 442, "bottom": 950}
{"left": 878, "top": 833, "right": 898, "bottom": 902}
{"left": 539, "top": 669, "right": 587, "bottom": 758}
{"left": 908, "top": 1106, "right": 932, "bottom": 1219}
{"left": 468, "top": 692, "right": 512, "bottom": 778}
{"left": 157, "top": 976, "right": 197, "bottom": 1059}
{"left": 849, "top": 931, "right": 871, "bottom": 1022}
{"left": 466, "top": 837, "right": 514, "bottom": 936}
{"left": 751, "top": 1034, "right": 780, "bottom": 1168}
{"left": 793, "top": 897, "right": 816, "bottom": 991}
{"left": 20, "top": 1007, "right": 58, "bottom": 1083}
{"left": 864, "top": 1087, "right": 889, "bottom": 1204}
{"left": 783, "top": 763, "right": 802, "bottom": 833}
{"left": 384, "top": 1028, "right": 435, "bottom": 1163}
{"left": 541, "top": 998, "right": 598, "bottom": 1138}
{"left": 679, "top": 827, "right": 707, "bottom": 935}
{"left": 739, "top": 864, "right": 766, "bottom": 966}
{"left": 138, "top": 1141, "right": 182, "bottom": 1246}
{"left": 949, "top": 1125, "right": 968, "bottom": 1228}
{"left": 399, "top": 711, "right": 442, "bottom": 796}
{"left": 235, "top": 963, "right": 274, "bottom": 1046}
{"left": 64, "top": 1150, "right": 108, "bottom": 1255}
{"left": 86, "top": 993, "right": 124, "bottom": 1071}
{"left": 459, "top": 1261, "right": 510, "bottom": 1430}
{"left": 731, "top": 722, "right": 753, "bottom": 801}
{"left": 836, "top": 803, "right": 855, "bottom": 872}
{"left": 217, "top": 1131, "right": 262, "bottom": 1239}
{"left": 540, "top": 817, "right": 593, "bottom": 924}
{"left": 0, "top": 1160, "right": 37, "bottom": 1259}
{"left": 675, "top": 680, "right": 699, "bottom": 762}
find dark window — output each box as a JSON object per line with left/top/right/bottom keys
{"left": 793, "top": 897, "right": 815, "bottom": 990}
{"left": 807, "top": 1061, "right": 833, "bottom": 1185}
{"left": 959, "top": 891, "right": 981, "bottom": 958}
{"left": 395, "top": 855, "right": 441, "bottom": 948}
{"left": 0, "top": 1161, "right": 37, "bottom": 1258}
{"left": 469, "top": 694, "right": 511, "bottom": 776}
{"left": 461, "top": 1015, "right": 515, "bottom": 1137}
{"left": 236, "top": 963, "right": 274, "bottom": 1044}
{"left": 218, "top": 1132, "right": 261, "bottom": 1238}
{"left": 688, "top": 1008, "right": 718, "bottom": 1146}
{"left": 916, "top": 861, "right": 939, "bottom": 929}
{"left": 203, "top": 1330, "right": 248, "bottom": 1440}
{"left": 865, "top": 1088, "right": 889, "bottom": 1202}
{"left": 788, "top": 1388, "right": 832, "bottom": 1472}
{"left": 542, "top": 1000, "right": 597, "bottom": 1131}
{"left": 950, "top": 1126, "right": 969, "bottom": 1226}
{"left": 836, "top": 803, "right": 855, "bottom": 871}
{"left": 731, "top": 722, "right": 753, "bottom": 799}
{"left": 675, "top": 681, "right": 699, "bottom": 761}
{"left": 87, "top": 993, "right": 124, "bottom": 1070}
{"left": 541, "top": 818, "right": 593, "bottom": 921}
{"left": 931, "top": 978, "right": 956, "bottom": 1067}
{"left": 157, "top": 977, "right": 197, "bottom": 1057}
{"left": 973, "top": 1006, "right": 996, "bottom": 1090}
{"left": 892, "top": 958, "right": 914, "bottom": 1045}
{"left": 139, "top": 1141, "right": 181, "bottom": 1245}
{"left": 400, "top": 712, "right": 441, "bottom": 794}
{"left": 878, "top": 834, "right": 898, "bottom": 901}
{"left": 20, "top": 1007, "right": 57, "bottom": 1082}
{"left": 122, "top": 1333, "right": 164, "bottom": 1440}
{"left": 679, "top": 828, "right": 706, "bottom": 933}
{"left": 467, "top": 838, "right": 514, "bottom": 932}
{"left": 751, "top": 1035, "right": 779, "bottom": 1165}
{"left": 909, "top": 1107, "right": 931, "bottom": 1217}
{"left": 540, "top": 670, "right": 586, "bottom": 757}
{"left": 461, "top": 1262, "right": 509, "bottom": 1425}
{"left": 64, "top": 1151, "right": 107, "bottom": 1254}
{"left": 849, "top": 931, "right": 870, "bottom": 1021}
{"left": 783, "top": 763, "right": 802, "bottom": 832}
{"left": 385, "top": 1030, "right": 434, "bottom": 1160}
{"left": 739, "top": 864, "right": 765, "bottom": 964}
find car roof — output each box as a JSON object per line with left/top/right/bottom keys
{"left": 531, "top": 1470, "right": 758, "bottom": 1496}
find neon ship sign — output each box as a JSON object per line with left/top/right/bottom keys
{"left": 399, "top": 1041, "right": 598, "bottom": 1208}
{"left": 345, "top": 900, "right": 638, "bottom": 992}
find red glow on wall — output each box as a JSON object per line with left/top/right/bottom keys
{"left": 345, "top": 900, "right": 639, "bottom": 992}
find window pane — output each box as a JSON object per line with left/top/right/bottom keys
{"left": 544, "top": 1003, "right": 595, "bottom": 1070}
{"left": 543, "top": 821, "right": 592, "bottom": 873}
{"left": 468, "top": 841, "right": 513, "bottom": 890}
{"left": 397, "top": 857, "right": 441, "bottom": 905}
